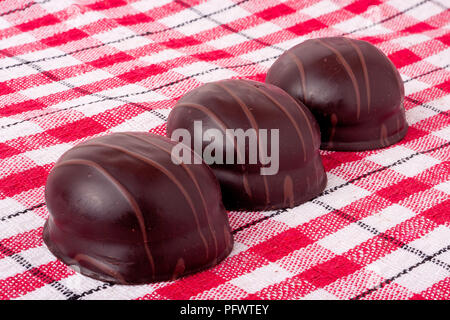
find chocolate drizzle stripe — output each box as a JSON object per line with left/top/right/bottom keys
{"left": 346, "top": 38, "right": 371, "bottom": 114}
{"left": 239, "top": 80, "right": 307, "bottom": 162}
{"left": 74, "top": 142, "right": 210, "bottom": 260}
{"left": 278, "top": 86, "right": 316, "bottom": 145}
{"left": 175, "top": 102, "right": 252, "bottom": 198}
{"left": 174, "top": 102, "right": 242, "bottom": 161}
{"left": 224, "top": 224, "right": 232, "bottom": 249}
{"left": 119, "top": 132, "right": 218, "bottom": 259}
{"left": 172, "top": 258, "right": 186, "bottom": 280}
{"left": 317, "top": 39, "right": 362, "bottom": 120}
{"left": 215, "top": 82, "right": 270, "bottom": 206}
{"left": 121, "top": 131, "right": 203, "bottom": 165}
{"left": 380, "top": 124, "right": 389, "bottom": 147}
{"left": 74, "top": 254, "right": 127, "bottom": 285}
{"left": 388, "top": 50, "right": 405, "bottom": 97}
{"left": 286, "top": 51, "right": 308, "bottom": 105}
{"left": 54, "top": 158, "right": 156, "bottom": 276}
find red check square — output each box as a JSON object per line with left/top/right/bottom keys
{"left": 41, "top": 29, "right": 88, "bottom": 47}
{"left": 288, "top": 19, "right": 327, "bottom": 36}
{"left": 422, "top": 199, "right": 450, "bottom": 225}
{"left": 256, "top": 4, "right": 295, "bottom": 21}
{"left": 46, "top": 118, "right": 106, "bottom": 142}
{"left": 389, "top": 49, "right": 422, "bottom": 68}
{"left": 250, "top": 228, "right": 313, "bottom": 262}
{"left": 300, "top": 256, "right": 361, "bottom": 288}
{"left": 377, "top": 178, "right": 431, "bottom": 203}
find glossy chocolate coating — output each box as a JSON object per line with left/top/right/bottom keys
{"left": 266, "top": 37, "right": 408, "bottom": 151}
{"left": 167, "top": 79, "right": 327, "bottom": 211}
{"left": 43, "top": 132, "right": 233, "bottom": 284}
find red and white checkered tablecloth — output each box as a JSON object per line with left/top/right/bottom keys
{"left": 0, "top": 0, "right": 448, "bottom": 300}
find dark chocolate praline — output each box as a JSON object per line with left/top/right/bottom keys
{"left": 266, "top": 37, "right": 408, "bottom": 151}
{"left": 43, "top": 132, "right": 233, "bottom": 284}
{"left": 167, "top": 79, "right": 327, "bottom": 211}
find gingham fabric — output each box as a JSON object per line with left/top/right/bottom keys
{"left": 0, "top": 0, "right": 448, "bottom": 300}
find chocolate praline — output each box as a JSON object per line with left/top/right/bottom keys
{"left": 266, "top": 37, "right": 408, "bottom": 151}
{"left": 43, "top": 132, "right": 233, "bottom": 284}
{"left": 167, "top": 79, "right": 327, "bottom": 211}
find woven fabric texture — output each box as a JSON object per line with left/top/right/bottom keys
{"left": 0, "top": 0, "right": 449, "bottom": 300}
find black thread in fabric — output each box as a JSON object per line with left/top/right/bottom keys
{"left": 0, "top": 0, "right": 50, "bottom": 17}
{"left": 0, "top": 0, "right": 430, "bottom": 72}
{"left": 0, "top": 0, "right": 443, "bottom": 132}
{"left": 352, "top": 245, "right": 450, "bottom": 300}
{"left": 2, "top": 0, "right": 448, "bottom": 256}
{"left": 68, "top": 283, "right": 113, "bottom": 300}
{"left": 0, "top": 0, "right": 446, "bottom": 299}
{"left": 0, "top": 55, "right": 279, "bottom": 130}
{"left": 403, "top": 64, "right": 449, "bottom": 83}
{"left": 342, "top": 0, "right": 431, "bottom": 36}
{"left": 0, "top": 202, "right": 45, "bottom": 222}
{"left": 0, "top": 0, "right": 251, "bottom": 71}
{"left": 1, "top": 53, "right": 444, "bottom": 131}
{"left": 1, "top": 57, "right": 445, "bottom": 131}
{"left": 0, "top": 50, "right": 168, "bottom": 121}
{"left": 319, "top": 141, "right": 450, "bottom": 197}
{"left": 312, "top": 199, "right": 450, "bottom": 272}
{"left": 0, "top": 242, "right": 79, "bottom": 299}
{"left": 231, "top": 209, "right": 288, "bottom": 234}
{"left": 176, "top": 0, "right": 285, "bottom": 52}
{"left": 6, "top": 141, "right": 449, "bottom": 227}
{"left": 69, "top": 141, "right": 450, "bottom": 299}
{"left": 405, "top": 96, "right": 449, "bottom": 117}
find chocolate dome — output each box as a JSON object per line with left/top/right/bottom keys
{"left": 167, "top": 79, "right": 327, "bottom": 211}
{"left": 266, "top": 37, "right": 408, "bottom": 151}
{"left": 44, "top": 132, "right": 233, "bottom": 284}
